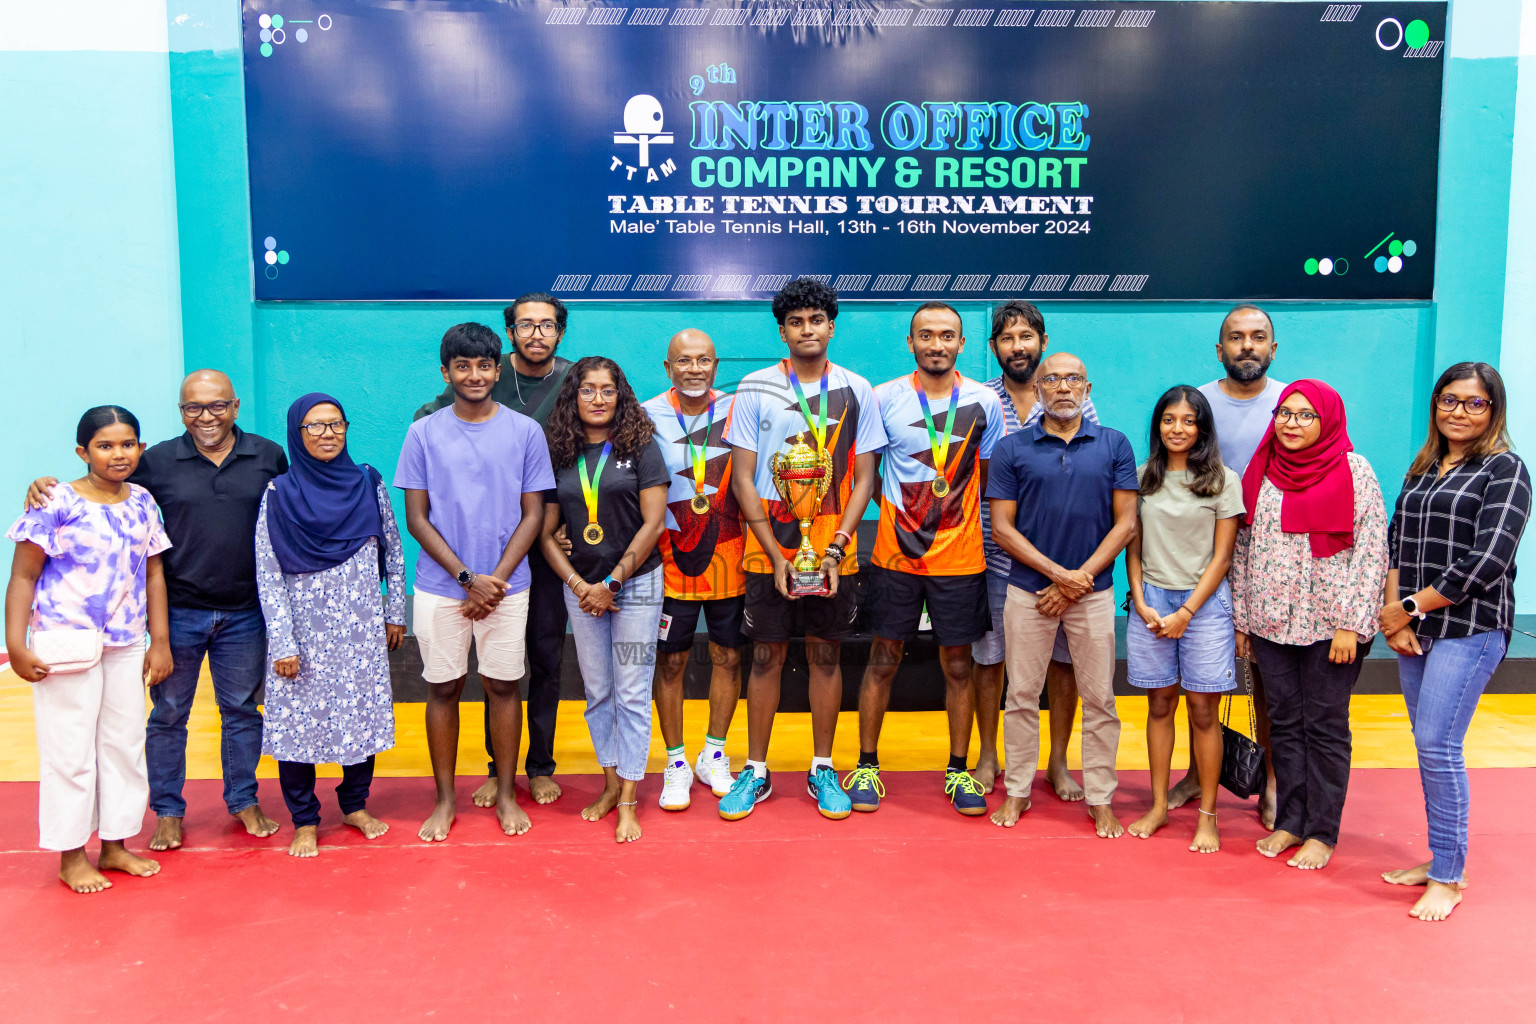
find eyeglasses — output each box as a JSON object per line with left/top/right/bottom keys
{"left": 514, "top": 320, "right": 561, "bottom": 338}
{"left": 578, "top": 387, "right": 618, "bottom": 401}
{"left": 1039, "top": 374, "right": 1087, "bottom": 389}
{"left": 671, "top": 356, "right": 715, "bottom": 371}
{"left": 1435, "top": 394, "right": 1491, "bottom": 415}
{"left": 300, "top": 420, "right": 348, "bottom": 436}
{"left": 179, "top": 401, "right": 232, "bottom": 418}
{"left": 1272, "top": 408, "right": 1319, "bottom": 426}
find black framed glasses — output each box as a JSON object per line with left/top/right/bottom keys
{"left": 179, "top": 401, "right": 232, "bottom": 418}
{"left": 300, "top": 420, "right": 348, "bottom": 436}
{"left": 514, "top": 320, "right": 561, "bottom": 338}
{"left": 1435, "top": 394, "right": 1491, "bottom": 415}
{"left": 1273, "top": 408, "right": 1319, "bottom": 426}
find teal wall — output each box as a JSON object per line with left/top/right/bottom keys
{"left": 6, "top": 2, "right": 1530, "bottom": 605}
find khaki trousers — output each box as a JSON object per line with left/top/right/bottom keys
{"left": 1003, "top": 586, "right": 1120, "bottom": 805}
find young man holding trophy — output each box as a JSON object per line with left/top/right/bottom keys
{"left": 720, "top": 279, "right": 887, "bottom": 821}
{"left": 850, "top": 303, "right": 1005, "bottom": 816}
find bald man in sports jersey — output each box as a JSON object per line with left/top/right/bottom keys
{"left": 641, "top": 330, "right": 747, "bottom": 812}
{"left": 849, "top": 303, "right": 1005, "bottom": 816}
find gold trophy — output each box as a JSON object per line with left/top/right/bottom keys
{"left": 770, "top": 433, "right": 835, "bottom": 596}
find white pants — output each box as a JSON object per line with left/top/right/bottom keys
{"left": 414, "top": 588, "right": 531, "bottom": 683}
{"left": 33, "top": 644, "right": 149, "bottom": 850}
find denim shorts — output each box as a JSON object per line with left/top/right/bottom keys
{"left": 971, "top": 572, "right": 1072, "bottom": 667}
{"left": 1125, "top": 581, "right": 1237, "bottom": 693}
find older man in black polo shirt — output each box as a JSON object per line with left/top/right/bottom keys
{"left": 28, "top": 370, "right": 288, "bottom": 850}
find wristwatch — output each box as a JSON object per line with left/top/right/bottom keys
{"left": 1401, "top": 595, "right": 1426, "bottom": 619}
{"left": 604, "top": 575, "right": 623, "bottom": 595}
{"left": 456, "top": 568, "right": 475, "bottom": 590}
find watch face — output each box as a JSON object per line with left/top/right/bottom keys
{"left": 607, "top": 579, "right": 622, "bottom": 593}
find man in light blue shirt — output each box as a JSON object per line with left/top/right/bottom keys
{"left": 1184, "top": 304, "right": 1285, "bottom": 827}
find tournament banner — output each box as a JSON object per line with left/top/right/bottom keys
{"left": 243, "top": 1, "right": 1445, "bottom": 301}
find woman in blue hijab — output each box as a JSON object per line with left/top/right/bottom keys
{"left": 255, "top": 394, "right": 406, "bottom": 858}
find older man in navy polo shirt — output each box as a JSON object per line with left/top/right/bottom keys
{"left": 984, "top": 353, "right": 1138, "bottom": 838}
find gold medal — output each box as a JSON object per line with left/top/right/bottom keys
{"left": 931, "top": 477, "right": 950, "bottom": 498}
{"left": 583, "top": 523, "right": 604, "bottom": 545}
{"left": 690, "top": 494, "right": 710, "bottom": 515}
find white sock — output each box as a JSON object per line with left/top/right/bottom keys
{"left": 703, "top": 735, "right": 727, "bottom": 760}
{"left": 744, "top": 759, "right": 768, "bottom": 779}
{"left": 666, "top": 744, "right": 687, "bottom": 769}
{"left": 810, "top": 756, "right": 835, "bottom": 774}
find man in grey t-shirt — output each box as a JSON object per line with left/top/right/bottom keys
{"left": 1175, "top": 304, "right": 1283, "bottom": 827}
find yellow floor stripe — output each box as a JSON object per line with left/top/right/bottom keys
{"left": 2, "top": 666, "right": 1534, "bottom": 781}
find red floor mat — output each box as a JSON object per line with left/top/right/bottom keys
{"left": 1, "top": 769, "right": 1531, "bottom": 1023}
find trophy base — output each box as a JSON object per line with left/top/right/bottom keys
{"left": 790, "top": 569, "right": 830, "bottom": 597}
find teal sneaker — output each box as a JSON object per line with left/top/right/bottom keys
{"left": 945, "top": 769, "right": 988, "bottom": 816}
{"left": 718, "top": 765, "right": 771, "bottom": 820}
{"left": 842, "top": 765, "right": 885, "bottom": 813}
{"left": 808, "top": 765, "right": 852, "bottom": 819}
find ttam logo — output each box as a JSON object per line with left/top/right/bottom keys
{"left": 610, "top": 94, "right": 677, "bottom": 183}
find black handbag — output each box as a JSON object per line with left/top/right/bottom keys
{"left": 1219, "top": 658, "right": 1267, "bottom": 799}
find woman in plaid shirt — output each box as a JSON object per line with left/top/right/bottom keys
{"left": 1379, "top": 362, "right": 1531, "bottom": 923}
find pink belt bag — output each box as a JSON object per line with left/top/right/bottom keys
{"left": 26, "top": 544, "right": 148, "bottom": 677}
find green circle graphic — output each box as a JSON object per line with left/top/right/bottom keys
{"left": 1405, "top": 20, "right": 1430, "bottom": 50}
{"left": 1304, "top": 258, "right": 1319, "bottom": 276}
{"left": 272, "top": 14, "right": 284, "bottom": 30}
{"left": 260, "top": 42, "right": 272, "bottom": 57}
{"left": 277, "top": 250, "right": 290, "bottom": 265}
{"left": 1389, "top": 239, "right": 1403, "bottom": 257}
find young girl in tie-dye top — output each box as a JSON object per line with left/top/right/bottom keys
{"left": 5, "top": 406, "right": 173, "bottom": 894}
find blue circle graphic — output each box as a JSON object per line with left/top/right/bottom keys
{"left": 1374, "top": 256, "right": 1389, "bottom": 273}
{"left": 1403, "top": 240, "right": 1418, "bottom": 257}
{"left": 263, "top": 236, "right": 276, "bottom": 251}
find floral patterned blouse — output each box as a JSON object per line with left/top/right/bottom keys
{"left": 255, "top": 479, "right": 405, "bottom": 766}
{"left": 1230, "top": 452, "right": 1389, "bottom": 646}
{"left": 6, "top": 483, "right": 171, "bottom": 646}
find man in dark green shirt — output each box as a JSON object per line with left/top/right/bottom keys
{"left": 413, "top": 293, "right": 573, "bottom": 808}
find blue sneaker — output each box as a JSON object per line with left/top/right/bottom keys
{"left": 718, "top": 765, "right": 772, "bottom": 820}
{"left": 808, "top": 765, "right": 852, "bottom": 819}
{"left": 945, "top": 769, "right": 988, "bottom": 816}
{"left": 842, "top": 765, "right": 884, "bottom": 813}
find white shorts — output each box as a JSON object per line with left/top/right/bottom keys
{"left": 414, "top": 588, "right": 531, "bottom": 684}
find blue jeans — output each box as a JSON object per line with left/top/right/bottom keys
{"left": 563, "top": 567, "right": 662, "bottom": 782}
{"left": 146, "top": 605, "right": 267, "bottom": 817}
{"left": 1397, "top": 630, "right": 1507, "bottom": 884}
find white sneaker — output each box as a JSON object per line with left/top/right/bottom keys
{"left": 694, "top": 749, "right": 735, "bottom": 797}
{"left": 659, "top": 763, "right": 693, "bottom": 811}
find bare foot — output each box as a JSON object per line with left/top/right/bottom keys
{"left": 98, "top": 841, "right": 161, "bottom": 877}
{"left": 496, "top": 796, "right": 531, "bottom": 836}
{"left": 234, "top": 804, "right": 281, "bottom": 839}
{"left": 1258, "top": 780, "right": 1277, "bottom": 831}
{"left": 582, "top": 784, "right": 622, "bottom": 822}
{"left": 1190, "top": 812, "right": 1220, "bottom": 854}
{"left": 1256, "top": 828, "right": 1302, "bottom": 859}
{"left": 1409, "top": 880, "right": 1463, "bottom": 922}
{"left": 58, "top": 850, "right": 111, "bottom": 894}
{"left": 1166, "top": 774, "right": 1202, "bottom": 811}
{"left": 1383, "top": 862, "right": 1469, "bottom": 888}
{"left": 288, "top": 825, "right": 319, "bottom": 858}
{"left": 418, "top": 799, "right": 455, "bottom": 842}
{"left": 471, "top": 777, "right": 499, "bottom": 808}
{"left": 614, "top": 803, "right": 642, "bottom": 843}
{"left": 1046, "top": 762, "right": 1085, "bottom": 802}
{"left": 148, "top": 816, "right": 183, "bottom": 852}
{"left": 343, "top": 809, "right": 390, "bottom": 839}
{"left": 1089, "top": 804, "right": 1124, "bottom": 838}
{"left": 530, "top": 776, "right": 563, "bottom": 805}
{"left": 971, "top": 758, "right": 1000, "bottom": 795}
{"left": 989, "top": 795, "right": 1031, "bottom": 827}
{"left": 1288, "top": 838, "right": 1334, "bottom": 870}
{"left": 1127, "top": 806, "right": 1168, "bottom": 839}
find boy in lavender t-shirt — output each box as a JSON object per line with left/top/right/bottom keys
{"left": 393, "top": 323, "right": 555, "bottom": 843}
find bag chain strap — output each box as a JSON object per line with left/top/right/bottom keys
{"left": 1220, "top": 656, "right": 1260, "bottom": 741}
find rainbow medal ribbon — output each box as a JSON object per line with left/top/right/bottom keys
{"left": 915, "top": 372, "right": 960, "bottom": 498}
{"left": 786, "top": 362, "right": 829, "bottom": 454}
{"left": 578, "top": 440, "right": 612, "bottom": 544}
{"left": 672, "top": 390, "right": 715, "bottom": 516}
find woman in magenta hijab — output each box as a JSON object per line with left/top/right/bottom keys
{"left": 1228, "top": 380, "right": 1388, "bottom": 871}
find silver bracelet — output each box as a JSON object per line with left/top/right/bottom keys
{"left": 615, "top": 800, "right": 638, "bottom": 807}
{"left": 567, "top": 572, "right": 581, "bottom": 590}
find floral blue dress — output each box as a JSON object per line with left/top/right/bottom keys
{"left": 255, "top": 479, "right": 405, "bottom": 765}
